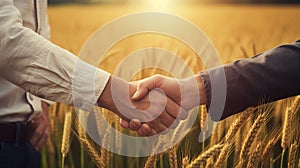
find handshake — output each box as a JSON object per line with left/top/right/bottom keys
{"left": 97, "top": 74, "right": 207, "bottom": 136}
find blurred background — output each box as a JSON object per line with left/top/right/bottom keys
{"left": 45, "top": 0, "right": 300, "bottom": 167}
{"left": 49, "top": 0, "right": 300, "bottom": 4}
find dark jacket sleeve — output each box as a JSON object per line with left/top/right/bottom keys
{"left": 200, "top": 39, "right": 300, "bottom": 121}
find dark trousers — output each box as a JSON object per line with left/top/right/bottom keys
{"left": 0, "top": 142, "right": 40, "bottom": 168}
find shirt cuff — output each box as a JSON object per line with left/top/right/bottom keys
{"left": 25, "top": 93, "right": 42, "bottom": 121}
{"left": 72, "top": 59, "right": 110, "bottom": 112}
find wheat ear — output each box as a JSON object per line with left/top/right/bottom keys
{"left": 77, "top": 121, "right": 102, "bottom": 168}
{"left": 248, "top": 143, "right": 262, "bottom": 168}
{"left": 282, "top": 107, "right": 292, "bottom": 149}
{"left": 262, "top": 138, "right": 275, "bottom": 159}
{"left": 240, "top": 113, "right": 266, "bottom": 163}
{"left": 199, "top": 105, "right": 208, "bottom": 130}
{"left": 144, "top": 155, "right": 157, "bottom": 168}
{"left": 288, "top": 141, "right": 299, "bottom": 168}
{"left": 291, "top": 96, "right": 300, "bottom": 115}
{"left": 188, "top": 144, "right": 224, "bottom": 168}
{"left": 205, "top": 158, "right": 214, "bottom": 168}
{"left": 182, "top": 156, "right": 189, "bottom": 168}
{"left": 100, "top": 127, "right": 111, "bottom": 168}
{"left": 168, "top": 147, "right": 178, "bottom": 168}
{"left": 61, "top": 111, "right": 72, "bottom": 168}
{"left": 224, "top": 108, "right": 252, "bottom": 143}
{"left": 215, "top": 143, "right": 231, "bottom": 168}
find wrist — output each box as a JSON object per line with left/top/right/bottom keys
{"left": 180, "top": 75, "right": 207, "bottom": 110}
{"left": 97, "top": 75, "right": 114, "bottom": 110}
{"left": 97, "top": 75, "right": 136, "bottom": 117}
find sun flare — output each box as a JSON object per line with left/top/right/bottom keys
{"left": 142, "top": 0, "right": 174, "bottom": 11}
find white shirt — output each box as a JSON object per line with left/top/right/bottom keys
{"left": 0, "top": 0, "right": 110, "bottom": 122}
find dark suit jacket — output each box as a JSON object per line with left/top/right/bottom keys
{"left": 200, "top": 39, "right": 300, "bottom": 121}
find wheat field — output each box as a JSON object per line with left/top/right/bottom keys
{"left": 44, "top": 3, "right": 300, "bottom": 168}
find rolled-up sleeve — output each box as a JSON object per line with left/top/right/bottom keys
{"left": 0, "top": 0, "right": 110, "bottom": 111}
{"left": 200, "top": 39, "right": 300, "bottom": 121}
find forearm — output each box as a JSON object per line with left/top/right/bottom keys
{"left": 200, "top": 39, "right": 300, "bottom": 120}
{"left": 0, "top": 0, "right": 110, "bottom": 111}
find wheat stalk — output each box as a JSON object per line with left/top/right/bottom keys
{"left": 288, "top": 141, "right": 298, "bottom": 168}
{"left": 282, "top": 96, "right": 300, "bottom": 149}
{"left": 224, "top": 108, "right": 252, "bottom": 143}
{"left": 77, "top": 120, "right": 102, "bottom": 168}
{"left": 282, "top": 107, "right": 292, "bottom": 149}
{"left": 262, "top": 138, "right": 275, "bottom": 159}
{"left": 49, "top": 103, "right": 57, "bottom": 136}
{"left": 248, "top": 142, "right": 262, "bottom": 168}
{"left": 100, "top": 127, "right": 111, "bottom": 168}
{"left": 182, "top": 156, "right": 189, "bottom": 168}
{"left": 144, "top": 140, "right": 166, "bottom": 168}
{"left": 168, "top": 147, "right": 178, "bottom": 168}
{"left": 171, "top": 121, "right": 184, "bottom": 145}
{"left": 239, "top": 113, "right": 266, "bottom": 165}
{"left": 61, "top": 110, "right": 72, "bottom": 167}
{"left": 144, "top": 155, "right": 158, "bottom": 168}
{"left": 215, "top": 143, "right": 231, "bottom": 168}
{"left": 205, "top": 158, "right": 214, "bottom": 168}
{"left": 188, "top": 144, "right": 224, "bottom": 168}
{"left": 291, "top": 96, "right": 300, "bottom": 115}
{"left": 199, "top": 105, "right": 208, "bottom": 130}
{"left": 114, "top": 117, "right": 122, "bottom": 154}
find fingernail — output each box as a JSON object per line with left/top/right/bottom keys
{"left": 132, "top": 91, "right": 140, "bottom": 99}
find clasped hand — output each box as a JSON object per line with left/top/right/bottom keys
{"left": 98, "top": 74, "right": 205, "bottom": 136}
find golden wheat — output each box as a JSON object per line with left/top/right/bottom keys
{"left": 100, "top": 127, "right": 111, "bottom": 168}
{"left": 47, "top": 4, "right": 300, "bottom": 168}
{"left": 291, "top": 96, "right": 300, "bottom": 115}
{"left": 288, "top": 141, "right": 299, "bottom": 168}
{"left": 188, "top": 144, "right": 224, "bottom": 168}
{"left": 199, "top": 105, "right": 208, "bottom": 130}
{"left": 224, "top": 108, "right": 252, "bottom": 143}
{"left": 205, "top": 158, "right": 214, "bottom": 168}
{"left": 168, "top": 147, "right": 178, "bottom": 168}
{"left": 239, "top": 113, "right": 266, "bottom": 166}
{"left": 144, "top": 155, "right": 158, "bottom": 168}
{"left": 247, "top": 143, "right": 262, "bottom": 168}
{"left": 215, "top": 143, "right": 231, "bottom": 168}
{"left": 61, "top": 111, "right": 72, "bottom": 160}
{"left": 282, "top": 107, "right": 292, "bottom": 149}
{"left": 182, "top": 156, "right": 189, "bottom": 168}
{"left": 77, "top": 120, "right": 102, "bottom": 168}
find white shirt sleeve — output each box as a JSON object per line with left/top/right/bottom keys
{"left": 0, "top": 0, "right": 110, "bottom": 111}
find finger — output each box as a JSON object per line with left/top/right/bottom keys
{"left": 137, "top": 123, "right": 151, "bottom": 136}
{"left": 158, "top": 110, "right": 176, "bottom": 129}
{"left": 150, "top": 129, "right": 158, "bottom": 136}
{"left": 120, "top": 119, "right": 129, "bottom": 128}
{"left": 129, "top": 119, "right": 142, "bottom": 131}
{"left": 169, "top": 119, "right": 179, "bottom": 129}
{"left": 30, "top": 123, "right": 47, "bottom": 146}
{"left": 132, "top": 75, "right": 161, "bottom": 101}
{"left": 165, "top": 98, "right": 188, "bottom": 120}
{"left": 150, "top": 122, "right": 168, "bottom": 134}
{"left": 131, "top": 84, "right": 149, "bottom": 101}
{"left": 35, "top": 128, "right": 49, "bottom": 151}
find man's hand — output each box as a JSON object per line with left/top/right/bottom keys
{"left": 120, "top": 74, "right": 207, "bottom": 133}
{"left": 29, "top": 101, "right": 50, "bottom": 151}
{"left": 97, "top": 75, "right": 187, "bottom": 136}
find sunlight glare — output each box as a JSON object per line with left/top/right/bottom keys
{"left": 143, "top": 0, "right": 174, "bottom": 11}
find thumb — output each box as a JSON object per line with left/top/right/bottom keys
{"left": 131, "top": 83, "right": 149, "bottom": 101}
